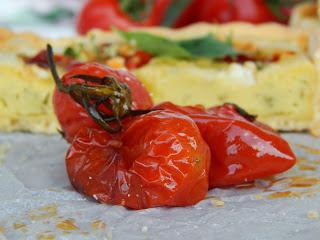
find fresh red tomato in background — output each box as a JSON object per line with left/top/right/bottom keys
{"left": 77, "top": 0, "right": 139, "bottom": 34}
{"left": 53, "top": 62, "right": 153, "bottom": 142}
{"left": 77, "top": 0, "right": 171, "bottom": 34}
{"left": 77, "top": 0, "right": 297, "bottom": 33}
{"left": 66, "top": 110, "right": 211, "bottom": 209}
{"left": 193, "top": 0, "right": 281, "bottom": 24}
{"left": 154, "top": 102, "right": 297, "bottom": 188}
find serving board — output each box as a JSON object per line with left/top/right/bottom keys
{"left": 0, "top": 133, "right": 320, "bottom": 240}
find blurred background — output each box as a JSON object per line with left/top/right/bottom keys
{"left": 0, "top": 0, "right": 315, "bottom": 38}
{"left": 0, "top": 0, "right": 86, "bottom": 37}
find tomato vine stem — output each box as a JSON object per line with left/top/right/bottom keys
{"left": 46, "top": 44, "right": 133, "bottom": 133}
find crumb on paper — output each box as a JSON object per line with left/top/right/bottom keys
{"left": 0, "top": 226, "right": 5, "bottom": 233}
{"left": 295, "top": 144, "right": 320, "bottom": 155}
{"left": 307, "top": 210, "right": 319, "bottom": 220}
{"left": 13, "top": 222, "right": 26, "bottom": 230}
{"left": 255, "top": 194, "right": 263, "bottom": 200}
{"left": 299, "top": 164, "right": 317, "bottom": 171}
{"left": 211, "top": 198, "right": 225, "bottom": 207}
{"left": 91, "top": 219, "right": 106, "bottom": 230}
{"left": 56, "top": 218, "right": 80, "bottom": 231}
{"left": 267, "top": 191, "right": 301, "bottom": 199}
{"left": 28, "top": 204, "right": 57, "bottom": 221}
{"left": 141, "top": 226, "right": 148, "bottom": 233}
{"left": 37, "top": 233, "right": 56, "bottom": 240}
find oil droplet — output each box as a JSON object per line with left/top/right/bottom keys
{"left": 267, "top": 191, "right": 300, "bottom": 199}
{"left": 13, "top": 223, "right": 26, "bottom": 230}
{"left": 296, "top": 144, "right": 320, "bottom": 155}
{"left": 255, "top": 194, "right": 263, "bottom": 200}
{"left": 297, "top": 157, "right": 308, "bottom": 163}
{"left": 91, "top": 219, "right": 106, "bottom": 230}
{"left": 298, "top": 164, "right": 317, "bottom": 171}
{"left": 289, "top": 177, "right": 320, "bottom": 188}
{"left": 37, "top": 233, "right": 56, "bottom": 240}
{"left": 28, "top": 204, "right": 57, "bottom": 221}
{"left": 56, "top": 219, "right": 80, "bottom": 231}
{"left": 307, "top": 210, "right": 319, "bottom": 220}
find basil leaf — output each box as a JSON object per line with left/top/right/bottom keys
{"left": 64, "top": 46, "right": 80, "bottom": 58}
{"left": 178, "top": 35, "right": 237, "bottom": 58}
{"left": 117, "top": 30, "right": 237, "bottom": 59}
{"left": 118, "top": 31, "right": 192, "bottom": 58}
{"left": 161, "top": 0, "right": 193, "bottom": 27}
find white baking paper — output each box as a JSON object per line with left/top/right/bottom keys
{"left": 0, "top": 133, "right": 320, "bottom": 240}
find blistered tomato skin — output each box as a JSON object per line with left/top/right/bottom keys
{"left": 154, "top": 102, "right": 297, "bottom": 188}
{"left": 66, "top": 110, "right": 210, "bottom": 209}
{"left": 53, "top": 63, "right": 153, "bottom": 142}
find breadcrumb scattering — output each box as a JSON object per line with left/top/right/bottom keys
{"left": 307, "top": 210, "right": 319, "bottom": 220}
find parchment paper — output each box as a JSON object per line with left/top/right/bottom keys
{"left": 0, "top": 133, "right": 320, "bottom": 240}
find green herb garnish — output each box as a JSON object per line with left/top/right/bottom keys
{"left": 63, "top": 47, "right": 80, "bottom": 58}
{"left": 118, "top": 30, "right": 237, "bottom": 59}
{"left": 118, "top": 31, "right": 192, "bottom": 58}
{"left": 178, "top": 34, "right": 236, "bottom": 59}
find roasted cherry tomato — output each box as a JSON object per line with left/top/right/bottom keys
{"left": 66, "top": 110, "right": 211, "bottom": 209}
{"left": 154, "top": 102, "right": 297, "bottom": 188}
{"left": 25, "top": 50, "right": 82, "bottom": 70}
{"left": 77, "top": 0, "right": 171, "bottom": 34}
{"left": 51, "top": 62, "right": 153, "bottom": 142}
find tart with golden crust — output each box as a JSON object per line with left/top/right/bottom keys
{"left": 0, "top": 23, "right": 319, "bottom": 134}
{"left": 289, "top": 1, "right": 319, "bottom": 29}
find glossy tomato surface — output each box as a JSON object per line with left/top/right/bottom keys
{"left": 77, "top": 0, "right": 171, "bottom": 34}
{"left": 53, "top": 63, "right": 153, "bottom": 142}
{"left": 197, "top": 0, "right": 279, "bottom": 24}
{"left": 77, "top": 0, "right": 139, "bottom": 34}
{"left": 155, "top": 102, "right": 296, "bottom": 188}
{"left": 66, "top": 110, "right": 211, "bottom": 209}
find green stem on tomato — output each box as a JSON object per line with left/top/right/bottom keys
{"left": 46, "top": 44, "right": 134, "bottom": 133}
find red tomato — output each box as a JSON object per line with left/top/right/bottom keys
{"left": 26, "top": 50, "right": 83, "bottom": 70}
{"left": 77, "top": 0, "right": 171, "bottom": 34}
{"left": 53, "top": 63, "right": 153, "bottom": 142}
{"left": 66, "top": 110, "right": 211, "bottom": 209}
{"left": 172, "top": 0, "right": 201, "bottom": 28}
{"left": 125, "top": 50, "right": 152, "bottom": 70}
{"left": 77, "top": 0, "right": 139, "bottom": 34}
{"left": 195, "top": 0, "right": 280, "bottom": 24}
{"left": 154, "top": 102, "right": 296, "bottom": 188}
{"left": 142, "top": 0, "right": 172, "bottom": 26}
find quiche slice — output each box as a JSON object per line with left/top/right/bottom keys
{"left": 0, "top": 23, "right": 319, "bottom": 134}
{"left": 289, "top": 1, "right": 319, "bottom": 29}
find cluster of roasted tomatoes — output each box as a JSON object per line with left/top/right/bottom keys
{"left": 47, "top": 45, "right": 296, "bottom": 210}
{"left": 77, "top": 0, "right": 293, "bottom": 34}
